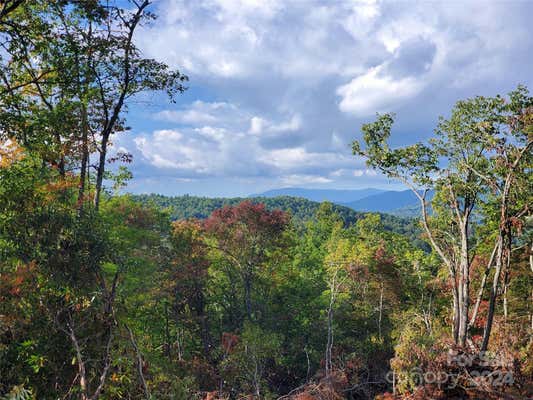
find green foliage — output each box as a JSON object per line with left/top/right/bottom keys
{"left": 1, "top": 6, "right": 531, "bottom": 396}
{"left": 131, "top": 194, "right": 427, "bottom": 249}
{"left": 222, "top": 323, "right": 282, "bottom": 397}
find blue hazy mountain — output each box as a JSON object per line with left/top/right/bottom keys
{"left": 254, "top": 187, "right": 433, "bottom": 217}
{"left": 253, "top": 187, "right": 384, "bottom": 203}
{"left": 343, "top": 189, "right": 434, "bottom": 215}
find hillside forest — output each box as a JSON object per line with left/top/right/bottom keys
{"left": 0, "top": 1, "right": 532, "bottom": 399}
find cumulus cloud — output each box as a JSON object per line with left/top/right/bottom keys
{"left": 122, "top": 0, "right": 533, "bottom": 195}
{"left": 125, "top": 101, "right": 358, "bottom": 185}
{"left": 249, "top": 114, "right": 301, "bottom": 135}
{"left": 337, "top": 66, "right": 425, "bottom": 116}
{"left": 154, "top": 101, "right": 244, "bottom": 125}
{"left": 281, "top": 174, "right": 333, "bottom": 186}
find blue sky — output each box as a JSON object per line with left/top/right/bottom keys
{"left": 114, "top": 0, "right": 533, "bottom": 197}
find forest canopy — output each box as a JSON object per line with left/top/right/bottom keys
{"left": 0, "top": 1, "right": 532, "bottom": 400}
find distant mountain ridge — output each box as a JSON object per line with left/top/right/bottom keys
{"left": 131, "top": 193, "right": 380, "bottom": 224}
{"left": 342, "top": 190, "right": 432, "bottom": 214}
{"left": 130, "top": 194, "right": 427, "bottom": 248}
{"left": 253, "top": 187, "right": 428, "bottom": 217}
{"left": 252, "top": 187, "right": 384, "bottom": 203}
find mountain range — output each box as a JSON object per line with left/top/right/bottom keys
{"left": 254, "top": 188, "right": 384, "bottom": 203}
{"left": 131, "top": 193, "right": 427, "bottom": 249}
{"left": 253, "top": 187, "right": 428, "bottom": 217}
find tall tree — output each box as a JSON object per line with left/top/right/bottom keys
{"left": 204, "top": 201, "right": 290, "bottom": 321}
{"left": 168, "top": 219, "right": 213, "bottom": 359}
{"left": 352, "top": 86, "right": 532, "bottom": 348}
{"left": 0, "top": 0, "right": 188, "bottom": 208}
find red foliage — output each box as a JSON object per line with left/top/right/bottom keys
{"left": 168, "top": 219, "right": 210, "bottom": 317}
{"left": 294, "top": 393, "right": 316, "bottom": 400}
{"left": 221, "top": 332, "right": 239, "bottom": 354}
{"left": 188, "top": 357, "right": 218, "bottom": 390}
{"left": 115, "top": 201, "right": 158, "bottom": 228}
{"left": 203, "top": 201, "right": 289, "bottom": 240}
{"left": 374, "top": 242, "right": 396, "bottom": 266}
{"left": 203, "top": 391, "right": 224, "bottom": 400}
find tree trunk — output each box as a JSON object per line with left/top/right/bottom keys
{"left": 481, "top": 234, "right": 505, "bottom": 352}
{"left": 457, "top": 221, "right": 470, "bottom": 347}
{"left": 77, "top": 100, "right": 89, "bottom": 208}
{"left": 126, "top": 324, "right": 150, "bottom": 399}
{"left": 469, "top": 242, "right": 498, "bottom": 331}
{"left": 325, "top": 299, "right": 334, "bottom": 378}
{"left": 452, "top": 284, "right": 460, "bottom": 344}
{"left": 502, "top": 261, "right": 510, "bottom": 322}
{"left": 199, "top": 315, "right": 212, "bottom": 360}
{"left": 164, "top": 302, "right": 171, "bottom": 360}
{"left": 56, "top": 130, "right": 65, "bottom": 177}
{"left": 378, "top": 282, "right": 384, "bottom": 341}
{"left": 325, "top": 271, "right": 337, "bottom": 378}
{"left": 243, "top": 269, "right": 253, "bottom": 320}
{"left": 93, "top": 135, "right": 108, "bottom": 210}
{"left": 530, "top": 242, "right": 533, "bottom": 331}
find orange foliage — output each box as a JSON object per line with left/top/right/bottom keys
{"left": 115, "top": 201, "right": 159, "bottom": 228}
{"left": 280, "top": 370, "right": 349, "bottom": 400}
{"left": 0, "top": 262, "right": 37, "bottom": 300}
{"left": 375, "top": 392, "right": 398, "bottom": 400}
{"left": 37, "top": 175, "right": 78, "bottom": 204}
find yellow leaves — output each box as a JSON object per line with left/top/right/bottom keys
{"left": 172, "top": 218, "right": 203, "bottom": 237}
{"left": 325, "top": 236, "right": 369, "bottom": 271}
{"left": 0, "top": 138, "right": 25, "bottom": 168}
{"left": 110, "top": 372, "right": 131, "bottom": 384}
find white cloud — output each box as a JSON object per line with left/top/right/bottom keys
{"left": 195, "top": 126, "right": 227, "bottom": 142}
{"left": 140, "top": 0, "right": 531, "bottom": 93}
{"left": 329, "top": 168, "right": 374, "bottom": 178}
{"left": 249, "top": 114, "right": 301, "bottom": 135}
{"left": 260, "top": 147, "right": 352, "bottom": 171}
{"left": 131, "top": 128, "right": 354, "bottom": 178}
{"left": 337, "top": 66, "right": 424, "bottom": 116}
{"left": 123, "top": 0, "right": 533, "bottom": 194}
{"left": 271, "top": 114, "right": 301, "bottom": 133}
{"left": 154, "top": 101, "right": 240, "bottom": 125}
{"left": 280, "top": 174, "right": 333, "bottom": 186}
{"left": 249, "top": 116, "right": 266, "bottom": 135}
{"left": 134, "top": 129, "right": 211, "bottom": 172}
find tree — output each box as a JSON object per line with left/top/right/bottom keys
{"left": 0, "top": 145, "right": 115, "bottom": 398}
{"left": 168, "top": 219, "right": 213, "bottom": 359}
{"left": 455, "top": 86, "right": 532, "bottom": 351}
{"left": 222, "top": 322, "right": 282, "bottom": 398}
{"left": 0, "top": 2, "right": 188, "bottom": 396}
{"left": 0, "top": 0, "right": 187, "bottom": 208}
{"left": 352, "top": 86, "right": 532, "bottom": 349}
{"left": 353, "top": 113, "right": 473, "bottom": 347}
{"left": 0, "top": 1, "right": 24, "bottom": 22}
{"left": 204, "top": 201, "right": 290, "bottom": 322}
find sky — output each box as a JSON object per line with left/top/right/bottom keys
{"left": 114, "top": 0, "right": 533, "bottom": 197}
